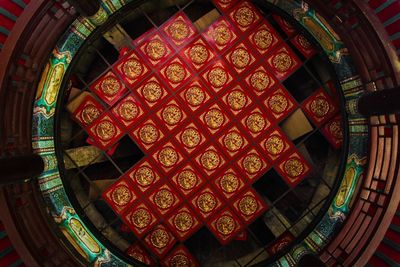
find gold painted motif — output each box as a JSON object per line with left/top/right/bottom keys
{"left": 268, "top": 94, "right": 288, "bottom": 114}
{"left": 231, "top": 48, "right": 250, "bottom": 69}
{"left": 69, "top": 218, "right": 101, "bottom": 253}
{"left": 174, "top": 211, "right": 193, "bottom": 232}
{"left": 101, "top": 77, "right": 120, "bottom": 96}
{"left": 170, "top": 254, "right": 189, "bottom": 267}
{"left": 310, "top": 97, "right": 330, "bottom": 117}
{"left": 223, "top": 132, "right": 243, "bottom": 152}
{"left": 216, "top": 215, "right": 235, "bottom": 235}
{"left": 139, "top": 124, "right": 159, "bottom": 144}
{"left": 220, "top": 174, "right": 239, "bottom": 193}
{"left": 96, "top": 121, "right": 116, "bottom": 141}
{"left": 197, "top": 192, "right": 216, "bottom": 213}
{"left": 265, "top": 136, "right": 284, "bottom": 155}
{"left": 81, "top": 105, "right": 100, "bottom": 124}
{"left": 189, "top": 44, "right": 209, "bottom": 64}
{"left": 205, "top": 108, "right": 224, "bottom": 129}
{"left": 135, "top": 166, "right": 155, "bottom": 186}
{"left": 272, "top": 52, "right": 292, "bottom": 72}
{"left": 45, "top": 64, "right": 64, "bottom": 105}
{"left": 154, "top": 189, "right": 174, "bottom": 209}
{"left": 111, "top": 185, "right": 132, "bottom": 206}
{"left": 168, "top": 21, "right": 189, "bottom": 41}
{"left": 185, "top": 86, "right": 205, "bottom": 106}
{"left": 243, "top": 154, "right": 262, "bottom": 174}
{"left": 228, "top": 90, "right": 247, "bottom": 110}
{"left": 213, "top": 25, "right": 232, "bottom": 45}
{"left": 239, "top": 196, "right": 258, "bottom": 216}
{"left": 131, "top": 208, "right": 151, "bottom": 229}
{"left": 119, "top": 102, "right": 138, "bottom": 121}
{"left": 208, "top": 67, "right": 228, "bottom": 88}
{"left": 123, "top": 59, "right": 143, "bottom": 79}
{"left": 335, "top": 167, "right": 354, "bottom": 207}
{"left": 284, "top": 158, "right": 304, "bottom": 178}
{"left": 162, "top": 105, "right": 182, "bottom": 125}
{"left": 158, "top": 147, "right": 178, "bottom": 167}
{"left": 129, "top": 251, "right": 145, "bottom": 263}
{"left": 254, "top": 29, "right": 273, "bottom": 49}
{"left": 246, "top": 113, "right": 265, "bottom": 133}
{"left": 201, "top": 151, "right": 220, "bottom": 170}
{"left": 181, "top": 128, "right": 201, "bottom": 148}
{"left": 150, "top": 229, "right": 169, "bottom": 248}
{"left": 329, "top": 121, "right": 343, "bottom": 139}
{"left": 143, "top": 81, "right": 162, "bottom": 103}
{"left": 298, "top": 35, "right": 311, "bottom": 50}
{"left": 147, "top": 39, "right": 166, "bottom": 60}
{"left": 166, "top": 63, "right": 185, "bottom": 83}
{"left": 178, "top": 170, "right": 197, "bottom": 190}
{"left": 250, "top": 71, "right": 270, "bottom": 92}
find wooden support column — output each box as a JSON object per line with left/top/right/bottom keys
{"left": 358, "top": 87, "right": 400, "bottom": 116}
{"left": 67, "top": 0, "right": 101, "bottom": 17}
{"left": 0, "top": 154, "right": 44, "bottom": 185}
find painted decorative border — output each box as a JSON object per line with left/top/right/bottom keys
{"left": 31, "top": 0, "right": 369, "bottom": 266}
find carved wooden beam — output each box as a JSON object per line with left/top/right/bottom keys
{"left": 0, "top": 154, "right": 44, "bottom": 185}
{"left": 67, "top": 0, "right": 101, "bottom": 17}
{"left": 358, "top": 87, "right": 400, "bottom": 116}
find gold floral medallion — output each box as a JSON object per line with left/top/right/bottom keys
{"left": 123, "top": 59, "right": 143, "bottom": 79}
{"left": 170, "top": 254, "right": 189, "bottom": 267}
{"left": 143, "top": 81, "right": 162, "bottom": 103}
{"left": 265, "top": 136, "right": 284, "bottom": 155}
{"left": 239, "top": 196, "right": 258, "bottom": 216}
{"left": 329, "top": 121, "right": 343, "bottom": 140}
{"left": 213, "top": 25, "right": 232, "bottom": 46}
{"left": 96, "top": 121, "right": 116, "bottom": 141}
{"left": 154, "top": 189, "right": 174, "bottom": 209}
{"left": 189, "top": 44, "right": 209, "bottom": 64}
{"left": 284, "top": 158, "right": 304, "bottom": 178}
{"left": 268, "top": 94, "right": 288, "bottom": 114}
{"left": 243, "top": 154, "right": 262, "bottom": 174}
{"left": 205, "top": 108, "right": 224, "bottom": 129}
{"left": 234, "top": 7, "right": 254, "bottom": 27}
{"left": 298, "top": 35, "right": 311, "bottom": 50}
{"left": 223, "top": 132, "right": 243, "bottom": 152}
{"left": 181, "top": 128, "right": 201, "bottom": 148}
{"left": 168, "top": 21, "right": 189, "bottom": 41}
{"left": 185, "top": 86, "right": 205, "bottom": 106}
{"left": 162, "top": 105, "right": 182, "bottom": 125}
{"left": 166, "top": 63, "right": 185, "bottom": 83}
{"left": 201, "top": 151, "right": 220, "bottom": 170}
{"left": 129, "top": 251, "right": 145, "bottom": 262}
{"left": 246, "top": 113, "right": 265, "bottom": 133}
{"left": 272, "top": 52, "right": 292, "bottom": 72}
{"left": 174, "top": 211, "right": 193, "bottom": 232}
{"left": 216, "top": 215, "right": 235, "bottom": 235}
{"left": 82, "top": 105, "right": 100, "bottom": 124}
{"left": 231, "top": 48, "right": 250, "bottom": 69}
{"left": 158, "top": 147, "right": 178, "bottom": 167}
{"left": 134, "top": 166, "right": 155, "bottom": 186}
{"left": 197, "top": 192, "right": 216, "bottom": 213}
{"left": 111, "top": 185, "right": 131, "bottom": 206}
{"left": 228, "top": 90, "right": 247, "bottom": 110}
{"left": 131, "top": 208, "right": 151, "bottom": 229}
{"left": 101, "top": 77, "right": 120, "bottom": 96}
{"left": 150, "top": 229, "right": 169, "bottom": 248}
{"left": 250, "top": 71, "right": 270, "bottom": 92}
{"left": 119, "top": 102, "right": 138, "bottom": 121}
{"left": 178, "top": 170, "right": 197, "bottom": 190}
{"left": 208, "top": 67, "right": 228, "bottom": 88}
{"left": 146, "top": 39, "right": 166, "bottom": 60}
{"left": 310, "top": 97, "right": 330, "bottom": 117}
{"left": 139, "top": 124, "right": 159, "bottom": 144}
{"left": 254, "top": 29, "right": 273, "bottom": 49}
{"left": 220, "top": 174, "right": 239, "bottom": 193}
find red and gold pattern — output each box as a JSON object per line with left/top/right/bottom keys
{"left": 181, "top": 36, "right": 217, "bottom": 71}
{"left": 266, "top": 45, "right": 301, "bottom": 81}
{"left": 228, "top": 1, "right": 261, "bottom": 32}
{"left": 159, "top": 56, "right": 193, "bottom": 91}
{"left": 201, "top": 60, "right": 234, "bottom": 94}
{"left": 174, "top": 121, "right": 207, "bottom": 155}
{"left": 170, "top": 163, "right": 206, "bottom": 197}
{"left": 114, "top": 50, "right": 150, "bottom": 87}
{"left": 247, "top": 21, "right": 282, "bottom": 56}
{"left": 221, "top": 84, "right": 253, "bottom": 117}
{"left": 207, "top": 208, "right": 243, "bottom": 245}
{"left": 266, "top": 232, "right": 295, "bottom": 255}
{"left": 147, "top": 182, "right": 183, "bottom": 217}
{"left": 244, "top": 64, "right": 278, "bottom": 97}
{"left": 203, "top": 17, "right": 238, "bottom": 52}
{"left": 144, "top": 225, "right": 177, "bottom": 258}
{"left": 240, "top": 107, "right": 272, "bottom": 140}
{"left": 212, "top": 167, "right": 246, "bottom": 200}
{"left": 259, "top": 128, "right": 292, "bottom": 162}
{"left": 291, "top": 34, "right": 316, "bottom": 58}
{"left": 155, "top": 99, "right": 188, "bottom": 132}
{"left": 272, "top": 14, "right": 296, "bottom": 37}
{"left": 276, "top": 151, "right": 311, "bottom": 187}
{"left": 135, "top": 74, "right": 169, "bottom": 108}
{"left": 161, "top": 245, "right": 199, "bottom": 267}
{"left": 321, "top": 114, "right": 343, "bottom": 149}
{"left": 123, "top": 202, "right": 158, "bottom": 237}
{"left": 217, "top": 126, "right": 250, "bottom": 159}
{"left": 198, "top": 103, "right": 230, "bottom": 135}
{"left": 130, "top": 118, "right": 166, "bottom": 152}
{"left": 102, "top": 179, "right": 138, "bottom": 214}
{"left": 161, "top": 13, "right": 197, "bottom": 48}
{"left": 111, "top": 94, "right": 144, "bottom": 129}
{"left": 152, "top": 142, "right": 184, "bottom": 174}
{"left": 231, "top": 189, "right": 268, "bottom": 224}
{"left": 224, "top": 42, "right": 257, "bottom": 75}
{"left": 212, "top": 0, "right": 239, "bottom": 12}
{"left": 166, "top": 205, "right": 202, "bottom": 241}
{"left": 126, "top": 159, "right": 162, "bottom": 193}
{"left": 138, "top": 31, "right": 173, "bottom": 67}
{"left": 263, "top": 86, "right": 296, "bottom": 122}
{"left": 87, "top": 113, "right": 124, "bottom": 150}
{"left": 237, "top": 147, "right": 269, "bottom": 182}
{"left": 178, "top": 78, "right": 212, "bottom": 113}
{"left": 194, "top": 144, "right": 227, "bottom": 177}
{"left": 302, "top": 88, "right": 338, "bottom": 127}
{"left": 126, "top": 244, "right": 154, "bottom": 266}
{"left": 190, "top": 186, "right": 224, "bottom": 221}
{"left": 90, "top": 71, "right": 127, "bottom": 106}
{"left": 72, "top": 95, "right": 104, "bottom": 127}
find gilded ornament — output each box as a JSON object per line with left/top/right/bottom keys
{"left": 123, "top": 59, "right": 143, "bottom": 79}
{"left": 213, "top": 25, "right": 232, "bottom": 45}
{"left": 272, "top": 52, "right": 292, "bottom": 72}
{"left": 208, "top": 67, "right": 228, "bottom": 88}
{"left": 228, "top": 90, "right": 246, "bottom": 110}
{"left": 101, "top": 77, "right": 120, "bottom": 96}
{"left": 201, "top": 151, "right": 220, "bottom": 170}
{"left": 231, "top": 48, "right": 250, "bottom": 69}
{"left": 181, "top": 128, "right": 201, "bottom": 148}
{"left": 131, "top": 208, "right": 151, "bottom": 229}
{"left": 143, "top": 81, "right": 162, "bottom": 102}
{"left": 129, "top": 251, "right": 145, "bottom": 263}
{"left": 168, "top": 21, "right": 189, "bottom": 41}
{"left": 162, "top": 105, "right": 182, "bottom": 125}
{"left": 216, "top": 215, "right": 235, "bottom": 235}
{"left": 220, "top": 174, "right": 239, "bottom": 193}
{"left": 246, "top": 113, "right": 265, "bottom": 133}
{"left": 268, "top": 94, "right": 288, "bottom": 113}
{"left": 239, "top": 196, "right": 258, "bottom": 216}
{"left": 150, "top": 229, "right": 169, "bottom": 248}
{"left": 284, "top": 158, "right": 304, "bottom": 177}
{"left": 223, "top": 132, "right": 243, "bottom": 152}
{"left": 197, "top": 192, "right": 216, "bottom": 213}
{"left": 250, "top": 71, "right": 270, "bottom": 92}
{"left": 158, "top": 147, "right": 178, "bottom": 167}
{"left": 243, "top": 154, "right": 262, "bottom": 174}
{"left": 254, "top": 29, "right": 273, "bottom": 49}
{"left": 81, "top": 105, "right": 100, "bottom": 124}
{"left": 139, "top": 124, "right": 159, "bottom": 144}
{"left": 185, "top": 86, "right": 205, "bottom": 106}
{"left": 178, "top": 170, "right": 197, "bottom": 190}
{"left": 205, "top": 109, "right": 224, "bottom": 129}
{"left": 166, "top": 63, "right": 185, "bottom": 83}
{"left": 298, "top": 35, "right": 311, "bottom": 50}
{"left": 96, "top": 121, "right": 116, "bottom": 141}
{"left": 111, "top": 185, "right": 131, "bottom": 206}
{"left": 329, "top": 121, "right": 343, "bottom": 139}
{"left": 310, "top": 97, "right": 330, "bottom": 117}
{"left": 265, "top": 136, "right": 284, "bottom": 155}
{"left": 154, "top": 189, "right": 174, "bottom": 209}
{"left": 146, "top": 39, "right": 166, "bottom": 60}
{"left": 189, "top": 44, "right": 209, "bottom": 64}
{"left": 234, "top": 6, "right": 255, "bottom": 27}
{"left": 174, "top": 211, "right": 193, "bottom": 232}
{"left": 170, "top": 254, "right": 190, "bottom": 267}
{"left": 119, "top": 102, "right": 138, "bottom": 121}
{"left": 134, "top": 166, "right": 155, "bottom": 186}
